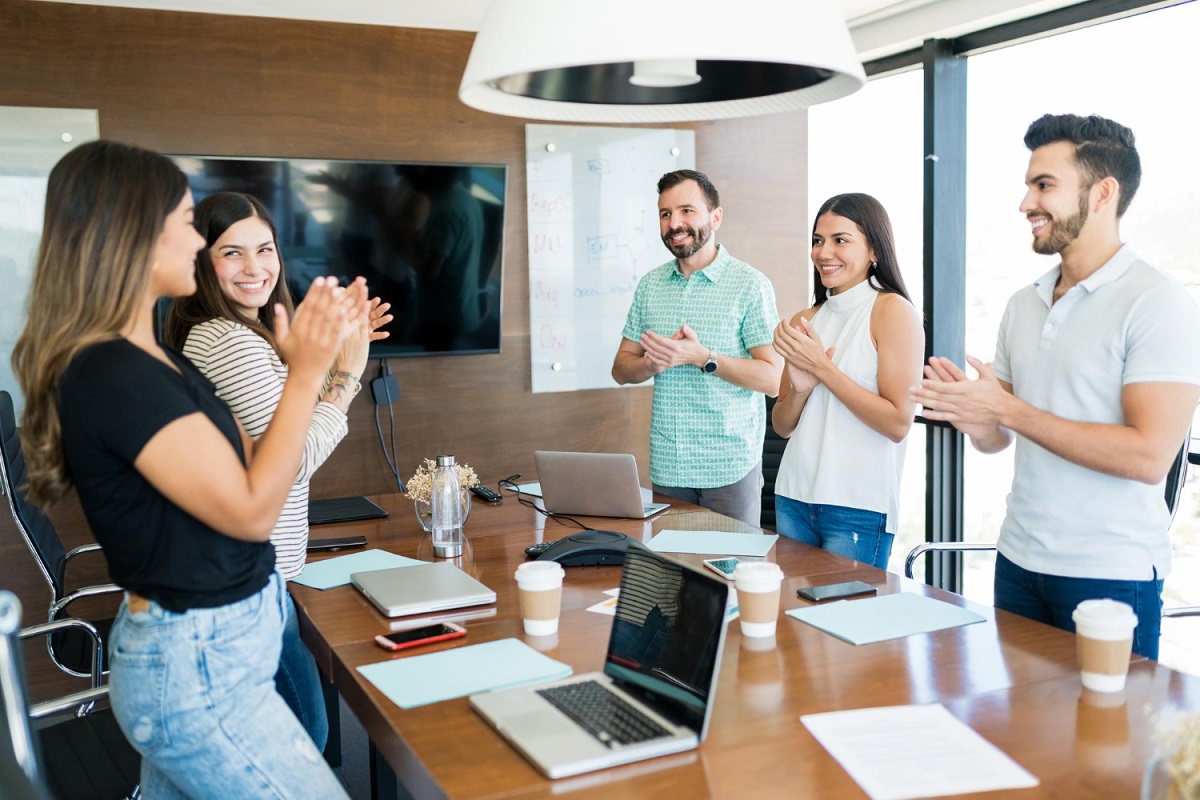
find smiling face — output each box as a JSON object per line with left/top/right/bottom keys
{"left": 1020, "top": 140, "right": 1093, "bottom": 256}
{"left": 811, "top": 212, "right": 875, "bottom": 295}
{"left": 209, "top": 214, "right": 281, "bottom": 321}
{"left": 149, "top": 189, "right": 205, "bottom": 298}
{"left": 659, "top": 179, "right": 722, "bottom": 262}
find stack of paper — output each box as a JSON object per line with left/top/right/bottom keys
{"left": 293, "top": 549, "right": 426, "bottom": 590}
{"left": 358, "top": 638, "right": 573, "bottom": 709}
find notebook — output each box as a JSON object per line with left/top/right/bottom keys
{"left": 533, "top": 451, "right": 669, "bottom": 519}
{"left": 308, "top": 495, "right": 388, "bottom": 525}
{"left": 351, "top": 562, "right": 496, "bottom": 618}
{"left": 470, "top": 540, "right": 730, "bottom": 779}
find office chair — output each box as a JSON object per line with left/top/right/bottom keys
{"left": 0, "top": 591, "right": 140, "bottom": 800}
{"left": 761, "top": 396, "right": 787, "bottom": 531}
{"left": 904, "top": 432, "right": 1199, "bottom": 617}
{"left": 1, "top": 390, "right": 122, "bottom": 678}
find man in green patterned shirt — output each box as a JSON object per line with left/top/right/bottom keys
{"left": 612, "top": 170, "right": 782, "bottom": 526}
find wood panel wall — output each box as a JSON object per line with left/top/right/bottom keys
{"left": 0, "top": 0, "right": 808, "bottom": 667}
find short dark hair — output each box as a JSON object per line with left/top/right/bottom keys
{"left": 657, "top": 169, "right": 720, "bottom": 210}
{"left": 164, "top": 191, "right": 295, "bottom": 356}
{"left": 1023, "top": 113, "right": 1141, "bottom": 217}
{"left": 812, "top": 193, "right": 912, "bottom": 306}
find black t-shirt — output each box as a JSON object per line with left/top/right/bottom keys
{"left": 58, "top": 339, "right": 275, "bottom": 612}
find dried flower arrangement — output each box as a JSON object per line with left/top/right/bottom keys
{"left": 1148, "top": 711, "right": 1200, "bottom": 799}
{"left": 406, "top": 458, "right": 478, "bottom": 505}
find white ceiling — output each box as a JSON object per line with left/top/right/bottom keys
{"left": 32, "top": 0, "right": 1087, "bottom": 61}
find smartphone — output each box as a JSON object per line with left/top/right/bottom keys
{"left": 702, "top": 557, "right": 741, "bottom": 580}
{"left": 374, "top": 622, "right": 467, "bottom": 651}
{"left": 306, "top": 535, "right": 368, "bottom": 552}
{"left": 796, "top": 580, "right": 877, "bottom": 602}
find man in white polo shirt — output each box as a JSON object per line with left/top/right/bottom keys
{"left": 612, "top": 170, "right": 782, "bottom": 527}
{"left": 913, "top": 114, "right": 1200, "bottom": 659}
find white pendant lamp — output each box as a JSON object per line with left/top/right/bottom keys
{"left": 459, "top": 0, "right": 867, "bottom": 123}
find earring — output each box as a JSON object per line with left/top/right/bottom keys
{"left": 869, "top": 261, "right": 877, "bottom": 270}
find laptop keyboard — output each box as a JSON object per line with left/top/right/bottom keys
{"left": 537, "top": 681, "right": 672, "bottom": 748}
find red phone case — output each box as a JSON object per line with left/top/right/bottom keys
{"left": 375, "top": 627, "right": 465, "bottom": 651}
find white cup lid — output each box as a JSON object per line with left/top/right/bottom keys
{"left": 1072, "top": 598, "right": 1137, "bottom": 631}
{"left": 515, "top": 560, "right": 565, "bottom": 588}
{"left": 733, "top": 561, "right": 783, "bottom": 590}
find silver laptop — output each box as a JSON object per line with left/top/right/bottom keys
{"left": 533, "top": 451, "right": 669, "bottom": 519}
{"left": 351, "top": 562, "right": 496, "bottom": 618}
{"left": 470, "top": 540, "right": 730, "bottom": 779}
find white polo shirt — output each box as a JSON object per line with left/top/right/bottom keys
{"left": 994, "top": 245, "right": 1200, "bottom": 581}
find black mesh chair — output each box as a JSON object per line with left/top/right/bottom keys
{"left": 761, "top": 396, "right": 787, "bottom": 531}
{"left": 0, "top": 591, "right": 140, "bottom": 800}
{"left": 1, "top": 391, "right": 121, "bottom": 678}
{"left": 904, "top": 432, "right": 1199, "bottom": 618}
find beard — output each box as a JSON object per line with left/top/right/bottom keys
{"left": 1032, "top": 191, "right": 1089, "bottom": 255}
{"left": 662, "top": 223, "right": 713, "bottom": 259}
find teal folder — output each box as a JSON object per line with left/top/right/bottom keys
{"left": 358, "top": 638, "right": 573, "bottom": 709}
{"left": 646, "top": 529, "right": 779, "bottom": 557}
{"left": 786, "top": 591, "right": 986, "bottom": 645}
{"left": 294, "top": 549, "right": 426, "bottom": 590}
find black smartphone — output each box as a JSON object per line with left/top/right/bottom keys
{"left": 374, "top": 622, "right": 467, "bottom": 651}
{"left": 306, "top": 535, "right": 368, "bottom": 552}
{"left": 796, "top": 580, "right": 877, "bottom": 602}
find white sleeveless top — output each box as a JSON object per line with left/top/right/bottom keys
{"left": 774, "top": 279, "right": 906, "bottom": 533}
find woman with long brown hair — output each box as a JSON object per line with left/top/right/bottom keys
{"left": 13, "top": 140, "right": 357, "bottom": 797}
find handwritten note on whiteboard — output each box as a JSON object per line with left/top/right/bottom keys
{"left": 525, "top": 124, "right": 695, "bottom": 393}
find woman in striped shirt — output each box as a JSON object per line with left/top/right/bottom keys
{"left": 164, "top": 191, "right": 390, "bottom": 753}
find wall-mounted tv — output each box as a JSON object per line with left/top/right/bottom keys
{"left": 171, "top": 155, "right": 506, "bottom": 358}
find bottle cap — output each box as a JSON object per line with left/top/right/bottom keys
{"left": 436, "top": 454, "right": 456, "bottom": 467}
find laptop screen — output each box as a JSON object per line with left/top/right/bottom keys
{"left": 604, "top": 541, "right": 729, "bottom": 734}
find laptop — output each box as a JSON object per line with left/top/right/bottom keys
{"left": 351, "top": 562, "right": 496, "bottom": 618}
{"left": 470, "top": 540, "right": 730, "bottom": 779}
{"left": 533, "top": 451, "right": 669, "bottom": 519}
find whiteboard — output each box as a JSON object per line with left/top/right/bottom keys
{"left": 0, "top": 107, "right": 100, "bottom": 422}
{"left": 525, "top": 124, "right": 695, "bottom": 393}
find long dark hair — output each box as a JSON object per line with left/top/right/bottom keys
{"left": 164, "top": 191, "right": 295, "bottom": 356}
{"left": 811, "top": 193, "right": 911, "bottom": 306}
{"left": 13, "top": 139, "right": 188, "bottom": 506}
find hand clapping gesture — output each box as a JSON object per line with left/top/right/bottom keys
{"left": 773, "top": 316, "right": 834, "bottom": 394}
{"left": 275, "top": 277, "right": 366, "bottom": 385}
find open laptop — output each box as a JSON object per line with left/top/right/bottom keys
{"left": 533, "top": 451, "right": 669, "bottom": 519}
{"left": 470, "top": 540, "right": 730, "bottom": 779}
{"left": 351, "top": 562, "right": 495, "bottom": 618}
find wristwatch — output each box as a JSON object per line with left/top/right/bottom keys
{"left": 702, "top": 351, "right": 718, "bottom": 374}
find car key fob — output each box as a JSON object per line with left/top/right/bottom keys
{"left": 470, "top": 484, "right": 503, "bottom": 503}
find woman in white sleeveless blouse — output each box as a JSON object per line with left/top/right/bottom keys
{"left": 771, "top": 194, "right": 924, "bottom": 568}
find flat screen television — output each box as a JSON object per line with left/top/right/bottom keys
{"left": 170, "top": 155, "right": 506, "bottom": 358}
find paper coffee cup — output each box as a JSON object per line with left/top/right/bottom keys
{"left": 733, "top": 562, "right": 784, "bottom": 638}
{"left": 1071, "top": 599, "right": 1137, "bottom": 693}
{"left": 515, "top": 561, "right": 565, "bottom": 636}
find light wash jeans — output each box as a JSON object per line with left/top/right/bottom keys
{"left": 775, "top": 496, "right": 894, "bottom": 569}
{"left": 108, "top": 573, "right": 348, "bottom": 799}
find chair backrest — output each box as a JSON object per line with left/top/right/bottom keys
{"left": 762, "top": 396, "right": 787, "bottom": 531}
{"left": 1165, "top": 428, "right": 1190, "bottom": 522}
{"left": 0, "top": 591, "right": 48, "bottom": 796}
{"left": 0, "top": 391, "right": 67, "bottom": 598}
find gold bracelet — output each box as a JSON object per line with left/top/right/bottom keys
{"left": 328, "top": 370, "right": 361, "bottom": 399}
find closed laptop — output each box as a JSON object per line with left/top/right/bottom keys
{"left": 351, "top": 562, "right": 496, "bottom": 618}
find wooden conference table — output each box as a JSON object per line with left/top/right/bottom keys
{"left": 290, "top": 491, "right": 1200, "bottom": 799}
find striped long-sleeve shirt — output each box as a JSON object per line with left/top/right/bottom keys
{"left": 182, "top": 318, "right": 348, "bottom": 580}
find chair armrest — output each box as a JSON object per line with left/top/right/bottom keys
{"left": 904, "top": 542, "right": 998, "bottom": 580}
{"left": 48, "top": 583, "right": 123, "bottom": 621}
{"left": 19, "top": 617, "right": 103, "bottom": 690}
{"left": 63, "top": 542, "right": 103, "bottom": 564}
{"left": 1163, "top": 606, "right": 1200, "bottom": 619}
{"left": 28, "top": 685, "right": 110, "bottom": 720}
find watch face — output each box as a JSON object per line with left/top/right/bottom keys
{"left": 703, "top": 358, "right": 718, "bottom": 373}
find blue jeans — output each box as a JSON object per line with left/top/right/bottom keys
{"left": 994, "top": 553, "right": 1163, "bottom": 660}
{"left": 276, "top": 593, "right": 329, "bottom": 753}
{"left": 775, "top": 496, "right": 894, "bottom": 569}
{"left": 108, "top": 573, "right": 349, "bottom": 799}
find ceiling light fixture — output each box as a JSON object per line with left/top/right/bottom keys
{"left": 459, "top": 0, "right": 867, "bottom": 123}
